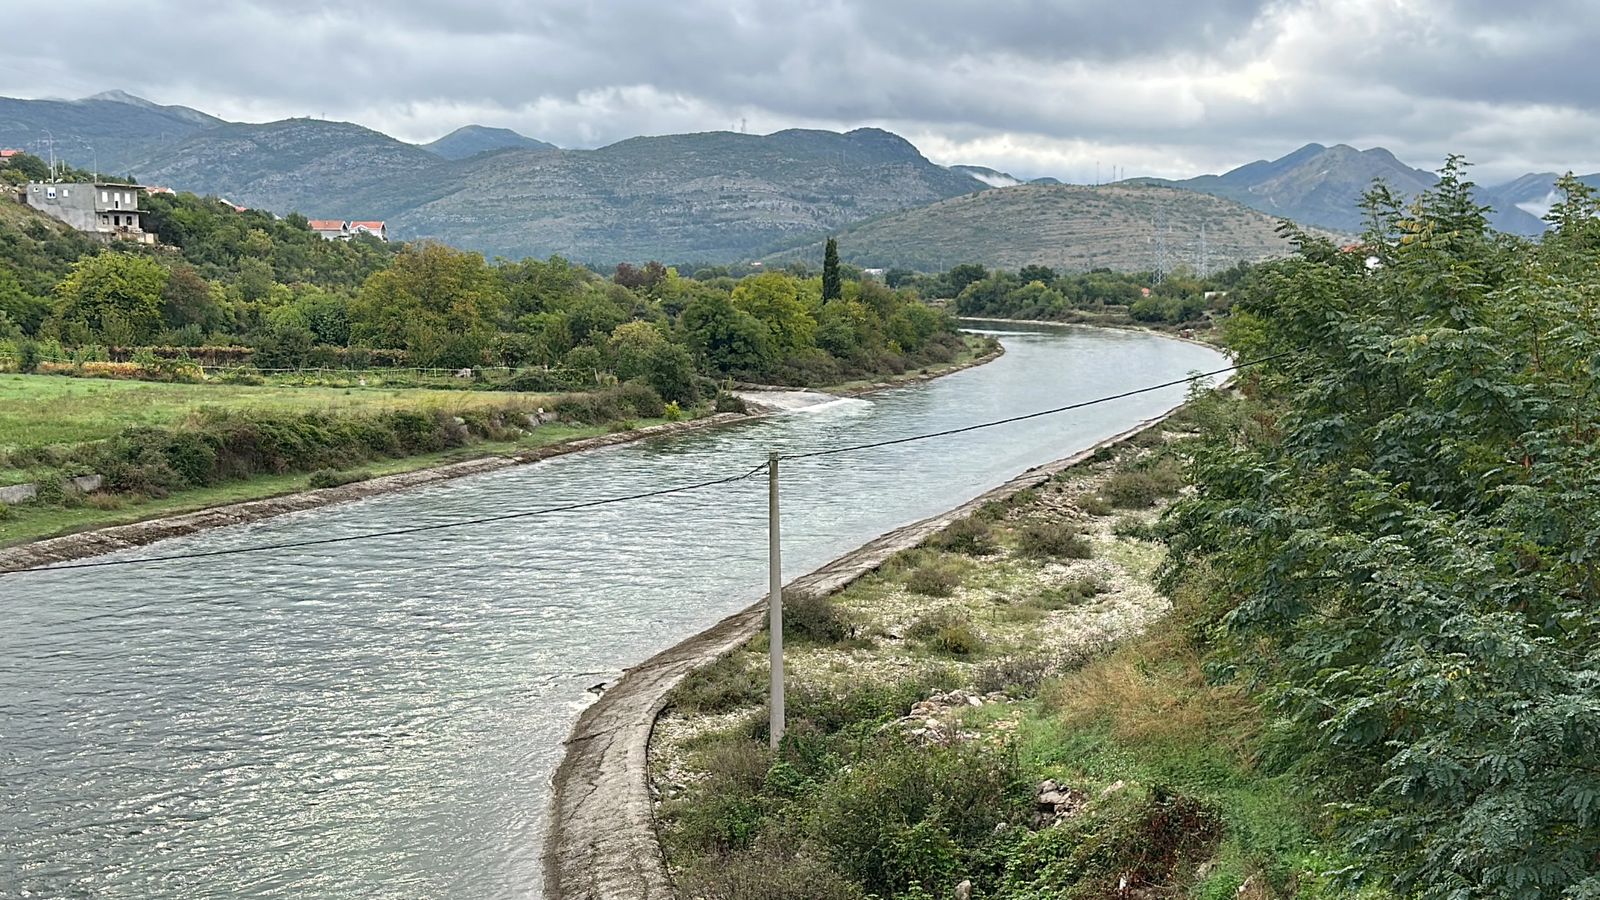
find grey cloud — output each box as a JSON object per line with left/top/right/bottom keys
{"left": 2, "top": 0, "right": 1598, "bottom": 182}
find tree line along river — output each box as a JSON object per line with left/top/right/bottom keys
{"left": 0, "top": 324, "right": 1226, "bottom": 899}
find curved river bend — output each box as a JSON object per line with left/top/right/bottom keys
{"left": 0, "top": 325, "right": 1225, "bottom": 899}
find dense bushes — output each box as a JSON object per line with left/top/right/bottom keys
{"left": 551, "top": 382, "right": 666, "bottom": 423}
{"left": 20, "top": 395, "right": 647, "bottom": 503}
{"left": 1161, "top": 168, "right": 1600, "bottom": 897}
{"left": 1101, "top": 457, "right": 1183, "bottom": 508}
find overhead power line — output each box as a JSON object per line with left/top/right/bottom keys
{"left": 781, "top": 353, "right": 1290, "bottom": 461}
{"left": 2, "top": 352, "right": 1290, "bottom": 577}
{"left": 14, "top": 463, "right": 771, "bottom": 574}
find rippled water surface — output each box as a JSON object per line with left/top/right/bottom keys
{"left": 0, "top": 326, "right": 1225, "bottom": 898}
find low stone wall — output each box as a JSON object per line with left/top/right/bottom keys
{"left": 0, "top": 474, "right": 104, "bottom": 506}
{"left": 540, "top": 406, "right": 1186, "bottom": 900}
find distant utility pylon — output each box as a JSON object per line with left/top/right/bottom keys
{"left": 1152, "top": 211, "right": 1171, "bottom": 284}
{"left": 1196, "top": 223, "right": 1210, "bottom": 278}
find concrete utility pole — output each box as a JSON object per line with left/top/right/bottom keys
{"left": 767, "top": 452, "right": 784, "bottom": 749}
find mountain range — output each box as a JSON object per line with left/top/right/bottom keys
{"left": 421, "top": 125, "right": 557, "bottom": 160}
{"left": 3, "top": 91, "right": 1598, "bottom": 266}
{"left": 765, "top": 183, "right": 1320, "bottom": 272}
{"left": 1142, "top": 142, "right": 1598, "bottom": 236}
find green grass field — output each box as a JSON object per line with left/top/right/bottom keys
{"left": 0, "top": 374, "right": 561, "bottom": 449}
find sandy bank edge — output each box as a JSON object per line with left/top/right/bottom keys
{"left": 540, "top": 404, "right": 1190, "bottom": 900}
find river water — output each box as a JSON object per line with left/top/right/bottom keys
{"left": 0, "top": 325, "right": 1225, "bottom": 899}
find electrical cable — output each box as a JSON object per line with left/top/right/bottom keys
{"left": 10, "top": 462, "right": 771, "bottom": 573}
{"left": 780, "top": 352, "right": 1291, "bottom": 460}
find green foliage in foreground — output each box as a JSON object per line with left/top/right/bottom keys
{"left": 1161, "top": 165, "right": 1600, "bottom": 898}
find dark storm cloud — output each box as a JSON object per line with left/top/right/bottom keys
{"left": 2, "top": 0, "right": 1597, "bottom": 181}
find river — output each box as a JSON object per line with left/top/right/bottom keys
{"left": 0, "top": 324, "right": 1226, "bottom": 899}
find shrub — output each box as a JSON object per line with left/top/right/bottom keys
{"left": 615, "top": 380, "right": 667, "bottom": 418}
{"left": 1102, "top": 459, "right": 1184, "bottom": 508}
{"left": 662, "top": 737, "right": 774, "bottom": 856}
{"left": 32, "top": 474, "right": 69, "bottom": 505}
{"left": 84, "top": 492, "right": 124, "bottom": 510}
{"left": 1008, "top": 487, "right": 1040, "bottom": 509}
{"left": 906, "top": 608, "right": 982, "bottom": 655}
{"left": 1032, "top": 576, "right": 1105, "bottom": 609}
{"left": 905, "top": 560, "right": 963, "bottom": 597}
{"left": 307, "top": 468, "right": 373, "bottom": 489}
{"left": 927, "top": 622, "right": 983, "bottom": 655}
{"left": 1079, "top": 494, "right": 1113, "bottom": 516}
{"left": 782, "top": 592, "right": 854, "bottom": 645}
{"left": 663, "top": 401, "right": 684, "bottom": 421}
{"left": 714, "top": 391, "right": 748, "bottom": 414}
{"left": 1001, "top": 786, "right": 1222, "bottom": 896}
{"left": 974, "top": 653, "right": 1066, "bottom": 697}
{"left": 1112, "top": 516, "right": 1157, "bottom": 540}
{"left": 974, "top": 498, "right": 1011, "bottom": 522}
{"left": 925, "top": 516, "right": 997, "bottom": 556}
{"left": 808, "top": 739, "right": 1027, "bottom": 898}
{"left": 676, "top": 839, "right": 865, "bottom": 900}
{"left": 216, "top": 366, "right": 265, "bottom": 385}
{"left": 0, "top": 501, "right": 10, "bottom": 521}
{"left": 1016, "top": 521, "right": 1093, "bottom": 559}
{"left": 554, "top": 383, "right": 666, "bottom": 423}
{"left": 777, "top": 668, "right": 958, "bottom": 747}
{"left": 672, "top": 652, "right": 766, "bottom": 715}
{"left": 17, "top": 338, "right": 40, "bottom": 373}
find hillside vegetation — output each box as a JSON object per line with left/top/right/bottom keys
{"left": 768, "top": 183, "right": 1319, "bottom": 272}
{"left": 129, "top": 122, "right": 986, "bottom": 264}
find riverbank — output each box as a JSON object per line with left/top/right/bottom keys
{"left": 960, "top": 314, "right": 1222, "bottom": 350}
{"left": 540, "top": 405, "right": 1193, "bottom": 900}
{"left": 0, "top": 340, "right": 1004, "bottom": 571}
{"left": 0, "top": 412, "right": 747, "bottom": 574}
{"left": 618, "top": 401, "right": 1359, "bottom": 900}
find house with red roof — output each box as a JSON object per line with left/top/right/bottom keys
{"left": 306, "top": 219, "right": 388, "bottom": 241}
{"left": 307, "top": 219, "right": 348, "bottom": 240}
{"left": 347, "top": 220, "right": 387, "bottom": 241}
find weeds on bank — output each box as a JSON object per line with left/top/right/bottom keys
{"left": 658, "top": 422, "right": 1369, "bottom": 899}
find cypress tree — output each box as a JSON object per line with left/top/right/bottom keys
{"left": 822, "top": 237, "right": 842, "bottom": 302}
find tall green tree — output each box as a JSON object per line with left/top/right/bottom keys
{"left": 822, "top": 237, "right": 842, "bottom": 302}
{"left": 51, "top": 252, "right": 170, "bottom": 345}
{"left": 349, "top": 242, "right": 507, "bottom": 364}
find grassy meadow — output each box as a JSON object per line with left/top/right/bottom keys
{"left": 0, "top": 373, "right": 562, "bottom": 449}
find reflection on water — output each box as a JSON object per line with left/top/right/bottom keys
{"left": 0, "top": 326, "right": 1225, "bottom": 899}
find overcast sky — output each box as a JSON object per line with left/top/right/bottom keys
{"left": 3, "top": 0, "right": 1596, "bottom": 182}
